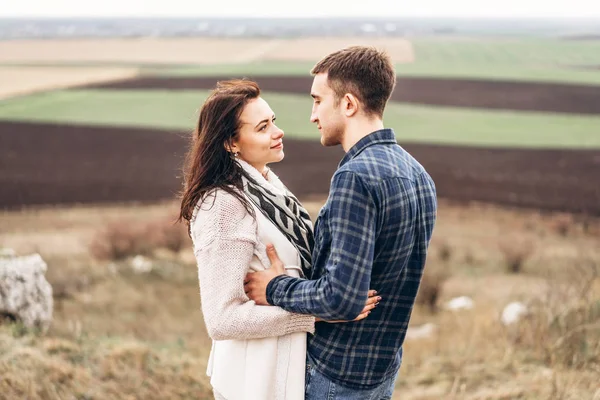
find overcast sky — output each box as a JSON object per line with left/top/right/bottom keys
{"left": 2, "top": 0, "right": 600, "bottom": 19}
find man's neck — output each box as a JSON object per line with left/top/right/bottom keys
{"left": 341, "top": 118, "right": 385, "bottom": 153}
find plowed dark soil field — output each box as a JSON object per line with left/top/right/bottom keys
{"left": 2, "top": 121, "right": 599, "bottom": 214}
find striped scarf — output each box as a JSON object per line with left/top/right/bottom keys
{"left": 239, "top": 166, "right": 314, "bottom": 275}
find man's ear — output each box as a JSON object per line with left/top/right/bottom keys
{"left": 343, "top": 93, "right": 359, "bottom": 117}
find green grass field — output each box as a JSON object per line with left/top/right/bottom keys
{"left": 150, "top": 61, "right": 600, "bottom": 85}
{"left": 149, "top": 38, "right": 600, "bottom": 85}
{"left": 1, "top": 89, "right": 599, "bottom": 149}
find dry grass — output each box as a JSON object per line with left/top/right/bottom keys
{"left": 1, "top": 199, "right": 599, "bottom": 399}
{"left": 0, "top": 332, "right": 212, "bottom": 399}
{"left": 0, "top": 201, "right": 176, "bottom": 257}
{"left": 403, "top": 260, "right": 600, "bottom": 399}
{"left": 513, "top": 257, "right": 600, "bottom": 368}
{"left": 0, "top": 240, "right": 212, "bottom": 399}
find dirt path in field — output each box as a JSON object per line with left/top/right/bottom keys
{"left": 0, "top": 66, "right": 140, "bottom": 100}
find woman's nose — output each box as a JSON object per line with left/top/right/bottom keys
{"left": 273, "top": 126, "right": 284, "bottom": 138}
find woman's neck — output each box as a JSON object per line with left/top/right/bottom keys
{"left": 242, "top": 159, "right": 269, "bottom": 179}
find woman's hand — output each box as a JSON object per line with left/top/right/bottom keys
{"left": 315, "top": 290, "right": 381, "bottom": 323}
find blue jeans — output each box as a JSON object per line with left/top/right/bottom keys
{"left": 305, "top": 354, "right": 398, "bottom": 400}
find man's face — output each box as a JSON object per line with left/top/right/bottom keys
{"left": 310, "top": 73, "right": 345, "bottom": 147}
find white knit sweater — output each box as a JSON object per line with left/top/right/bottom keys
{"left": 191, "top": 160, "right": 315, "bottom": 400}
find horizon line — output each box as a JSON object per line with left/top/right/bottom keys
{"left": 2, "top": 15, "right": 600, "bottom": 20}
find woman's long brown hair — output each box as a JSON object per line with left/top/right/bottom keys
{"left": 178, "top": 79, "right": 260, "bottom": 229}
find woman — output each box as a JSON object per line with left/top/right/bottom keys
{"left": 178, "top": 80, "right": 376, "bottom": 400}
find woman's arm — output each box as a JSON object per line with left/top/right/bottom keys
{"left": 192, "top": 190, "right": 315, "bottom": 341}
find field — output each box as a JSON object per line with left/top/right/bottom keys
{"left": 3, "top": 37, "right": 600, "bottom": 84}
{"left": 82, "top": 76, "right": 600, "bottom": 114}
{"left": 2, "top": 121, "right": 600, "bottom": 216}
{"left": 0, "top": 38, "right": 275, "bottom": 65}
{"left": 1, "top": 35, "right": 600, "bottom": 399}
{"left": 148, "top": 38, "right": 600, "bottom": 85}
{"left": 1, "top": 199, "right": 599, "bottom": 399}
{"left": 2, "top": 88, "right": 600, "bottom": 146}
{"left": 0, "top": 66, "right": 139, "bottom": 100}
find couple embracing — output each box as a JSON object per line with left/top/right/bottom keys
{"left": 179, "top": 46, "right": 437, "bottom": 400}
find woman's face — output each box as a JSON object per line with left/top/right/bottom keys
{"left": 231, "top": 97, "right": 284, "bottom": 172}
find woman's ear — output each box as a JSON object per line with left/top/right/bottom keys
{"left": 224, "top": 140, "right": 239, "bottom": 155}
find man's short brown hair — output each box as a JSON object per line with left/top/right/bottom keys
{"left": 311, "top": 46, "right": 396, "bottom": 117}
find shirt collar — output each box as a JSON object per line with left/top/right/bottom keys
{"left": 339, "top": 129, "right": 397, "bottom": 167}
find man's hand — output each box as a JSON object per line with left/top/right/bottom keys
{"left": 244, "top": 244, "right": 285, "bottom": 305}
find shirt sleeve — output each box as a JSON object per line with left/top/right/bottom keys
{"left": 192, "top": 190, "right": 315, "bottom": 341}
{"left": 266, "top": 171, "right": 377, "bottom": 321}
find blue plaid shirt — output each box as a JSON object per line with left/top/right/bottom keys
{"left": 266, "top": 129, "right": 437, "bottom": 389}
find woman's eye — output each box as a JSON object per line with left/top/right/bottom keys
{"left": 259, "top": 125, "right": 267, "bottom": 131}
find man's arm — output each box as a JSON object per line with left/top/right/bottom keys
{"left": 266, "top": 171, "right": 377, "bottom": 321}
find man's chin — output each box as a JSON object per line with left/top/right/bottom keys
{"left": 320, "top": 135, "right": 339, "bottom": 147}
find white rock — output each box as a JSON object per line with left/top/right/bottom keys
{"left": 131, "top": 255, "right": 153, "bottom": 274}
{"left": 107, "top": 262, "right": 119, "bottom": 275}
{"left": 406, "top": 323, "right": 437, "bottom": 340}
{"left": 0, "top": 253, "right": 53, "bottom": 332}
{"left": 501, "top": 301, "right": 528, "bottom": 325}
{"left": 445, "top": 296, "right": 474, "bottom": 311}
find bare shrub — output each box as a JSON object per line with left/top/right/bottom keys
{"left": 416, "top": 263, "right": 450, "bottom": 313}
{"left": 464, "top": 250, "right": 475, "bottom": 265}
{"left": 89, "top": 221, "right": 152, "bottom": 261}
{"left": 582, "top": 219, "right": 600, "bottom": 237}
{"left": 144, "top": 217, "right": 190, "bottom": 254}
{"left": 551, "top": 214, "right": 574, "bottom": 237}
{"left": 428, "top": 238, "right": 452, "bottom": 262}
{"left": 89, "top": 216, "right": 191, "bottom": 261}
{"left": 498, "top": 239, "right": 534, "bottom": 274}
{"left": 438, "top": 242, "right": 452, "bottom": 262}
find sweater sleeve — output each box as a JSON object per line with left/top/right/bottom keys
{"left": 191, "top": 189, "right": 315, "bottom": 341}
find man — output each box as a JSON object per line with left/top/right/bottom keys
{"left": 244, "top": 46, "right": 437, "bottom": 399}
